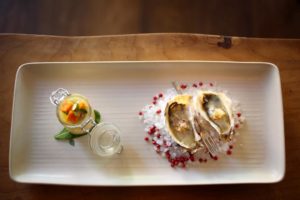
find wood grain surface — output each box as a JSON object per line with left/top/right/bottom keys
{"left": 0, "top": 33, "right": 300, "bottom": 199}
{"left": 1, "top": 0, "right": 300, "bottom": 38}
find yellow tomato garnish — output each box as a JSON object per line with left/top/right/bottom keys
{"left": 60, "top": 101, "right": 73, "bottom": 113}
{"left": 78, "top": 101, "right": 87, "bottom": 110}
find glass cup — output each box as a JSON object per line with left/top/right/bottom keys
{"left": 50, "top": 88, "right": 122, "bottom": 156}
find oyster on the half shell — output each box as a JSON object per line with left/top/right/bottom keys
{"left": 165, "top": 94, "right": 198, "bottom": 149}
{"left": 193, "top": 91, "right": 234, "bottom": 140}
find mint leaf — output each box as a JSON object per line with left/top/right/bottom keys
{"left": 94, "top": 110, "right": 101, "bottom": 124}
{"left": 55, "top": 128, "right": 73, "bottom": 140}
{"left": 55, "top": 128, "right": 87, "bottom": 140}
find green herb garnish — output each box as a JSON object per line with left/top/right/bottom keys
{"left": 54, "top": 128, "right": 88, "bottom": 140}
{"left": 94, "top": 110, "right": 101, "bottom": 124}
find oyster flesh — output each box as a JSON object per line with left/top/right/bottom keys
{"left": 193, "top": 91, "right": 234, "bottom": 139}
{"left": 165, "top": 95, "right": 198, "bottom": 149}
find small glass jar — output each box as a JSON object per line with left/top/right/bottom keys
{"left": 50, "top": 88, "right": 122, "bottom": 156}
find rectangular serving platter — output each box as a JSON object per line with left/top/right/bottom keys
{"left": 9, "top": 61, "right": 285, "bottom": 185}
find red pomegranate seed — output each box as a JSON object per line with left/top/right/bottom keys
{"left": 152, "top": 101, "right": 157, "bottom": 105}
{"left": 213, "top": 156, "right": 218, "bottom": 160}
{"left": 199, "top": 158, "right": 203, "bottom": 163}
{"left": 144, "top": 137, "right": 149, "bottom": 141}
{"left": 229, "top": 145, "right": 233, "bottom": 149}
{"left": 166, "top": 152, "right": 171, "bottom": 159}
{"left": 153, "top": 96, "right": 158, "bottom": 101}
{"left": 180, "top": 158, "right": 185, "bottom": 162}
{"left": 156, "top": 109, "right": 161, "bottom": 114}
{"left": 192, "top": 83, "right": 197, "bottom": 88}
{"left": 152, "top": 140, "right": 156, "bottom": 145}
{"left": 139, "top": 111, "right": 143, "bottom": 116}
{"left": 180, "top": 84, "right": 187, "bottom": 89}
{"left": 156, "top": 144, "right": 161, "bottom": 149}
{"left": 150, "top": 125, "right": 156, "bottom": 131}
{"left": 190, "top": 155, "right": 195, "bottom": 162}
{"left": 237, "top": 113, "right": 241, "bottom": 117}
{"left": 227, "top": 150, "right": 232, "bottom": 155}
{"left": 199, "top": 82, "right": 203, "bottom": 86}
{"left": 148, "top": 126, "right": 156, "bottom": 135}
{"left": 235, "top": 124, "right": 239, "bottom": 129}
{"left": 157, "top": 133, "right": 161, "bottom": 138}
{"left": 174, "top": 160, "right": 179, "bottom": 165}
{"left": 158, "top": 93, "right": 163, "bottom": 98}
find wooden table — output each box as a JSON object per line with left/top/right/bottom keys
{"left": 0, "top": 33, "right": 299, "bottom": 199}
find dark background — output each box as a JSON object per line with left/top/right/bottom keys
{"left": 0, "top": 0, "right": 300, "bottom": 38}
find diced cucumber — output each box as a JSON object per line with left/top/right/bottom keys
{"left": 79, "top": 108, "right": 88, "bottom": 114}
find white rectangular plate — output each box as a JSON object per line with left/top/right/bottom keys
{"left": 10, "top": 61, "right": 285, "bottom": 185}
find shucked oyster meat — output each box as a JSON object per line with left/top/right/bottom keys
{"left": 194, "top": 91, "right": 234, "bottom": 140}
{"left": 165, "top": 95, "right": 198, "bottom": 149}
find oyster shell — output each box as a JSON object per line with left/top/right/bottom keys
{"left": 165, "top": 94, "right": 198, "bottom": 149}
{"left": 193, "top": 91, "right": 234, "bottom": 139}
